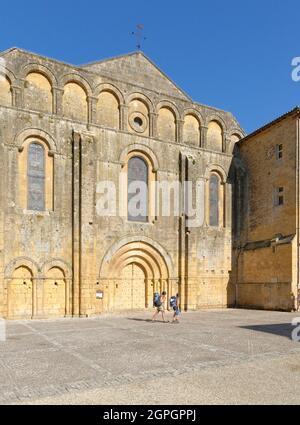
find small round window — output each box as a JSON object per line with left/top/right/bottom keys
{"left": 134, "top": 116, "right": 143, "bottom": 128}
{"left": 129, "top": 112, "right": 148, "bottom": 133}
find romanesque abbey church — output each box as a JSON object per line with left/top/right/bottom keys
{"left": 0, "top": 47, "right": 299, "bottom": 319}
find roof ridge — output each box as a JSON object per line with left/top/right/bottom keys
{"left": 239, "top": 106, "right": 300, "bottom": 143}
{"left": 81, "top": 50, "right": 192, "bottom": 101}
{"left": 79, "top": 51, "right": 142, "bottom": 67}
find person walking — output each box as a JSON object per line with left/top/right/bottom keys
{"left": 170, "top": 293, "right": 180, "bottom": 323}
{"left": 152, "top": 291, "right": 167, "bottom": 322}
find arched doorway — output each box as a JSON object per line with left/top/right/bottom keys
{"left": 8, "top": 266, "right": 33, "bottom": 319}
{"left": 99, "top": 240, "right": 171, "bottom": 313}
{"left": 43, "top": 267, "right": 66, "bottom": 317}
{"left": 113, "top": 263, "right": 146, "bottom": 311}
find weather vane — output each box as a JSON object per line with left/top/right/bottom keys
{"left": 131, "top": 24, "right": 146, "bottom": 50}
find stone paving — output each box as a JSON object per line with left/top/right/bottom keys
{"left": 1, "top": 309, "right": 300, "bottom": 404}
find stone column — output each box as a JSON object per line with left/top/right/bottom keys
{"left": 201, "top": 126, "right": 208, "bottom": 149}
{"left": 204, "top": 177, "right": 209, "bottom": 226}
{"left": 87, "top": 96, "right": 98, "bottom": 127}
{"left": 11, "top": 84, "right": 23, "bottom": 108}
{"left": 179, "top": 152, "right": 188, "bottom": 310}
{"left": 65, "top": 278, "right": 72, "bottom": 317}
{"left": 52, "top": 86, "right": 64, "bottom": 116}
{"left": 177, "top": 119, "right": 184, "bottom": 143}
{"left": 149, "top": 112, "right": 158, "bottom": 138}
{"left": 224, "top": 182, "right": 232, "bottom": 228}
{"left": 31, "top": 278, "right": 39, "bottom": 319}
{"left": 120, "top": 104, "right": 128, "bottom": 131}
{"left": 72, "top": 131, "right": 82, "bottom": 317}
{"left": 222, "top": 131, "right": 228, "bottom": 153}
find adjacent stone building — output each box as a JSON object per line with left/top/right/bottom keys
{"left": 233, "top": 107, "right": 300, "bottom": 311}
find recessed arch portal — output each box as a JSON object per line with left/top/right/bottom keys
{"left": 99, "top": 240, "right": 172, "bottom": 312}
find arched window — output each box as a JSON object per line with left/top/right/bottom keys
{"left": 183, "top": 114, "right": 200, "bottom": 146}
{"left": 157, "top": 107, "right": 176, "bottom": 142}
{"left": 24, "top": 72, "right": 53, "bottom": 113}
{"left": 207, "top": 121, "right": 223, "bottom": 152}
{"left": 209, "top": 174, "right": 220, "bottom": 226}
{"left": 96, "top": 90, "right": 120, "bottom": 129}
{"left": 128, "top": 156, "right": 148, "bottom": 222}
{"left": 62, "top": 82, "right": 88, "bottom": 121}
{"left": 27, "top": 142, "right": 45, "bottom": 211}
{"left": 0, "top": 76, "right": 12, "bottom": 106}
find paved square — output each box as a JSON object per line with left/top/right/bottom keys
{"left": 1, "top": 309, "right": 300, "bottom": 404}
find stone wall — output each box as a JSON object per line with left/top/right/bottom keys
{"left": 0, "top": 47, "right": 244, "bottom": 318}
{"left": 234, "top": 112, "right": 300, "bottom": 311}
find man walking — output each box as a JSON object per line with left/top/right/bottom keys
{"left": 152, "top": 291, "right": 167, "bottom": 322}
{"left": 170, "top": 293, "right": 180, "bottom": 323}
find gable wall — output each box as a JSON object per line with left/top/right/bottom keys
{"left": 0, "top": 48, "right": 244, "bottom": 318}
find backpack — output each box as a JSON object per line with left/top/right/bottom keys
{"left": 170, "top": 296, "right": 177, "bottom": 308}
{"left": 153, "top": 292, "right": 162, "bottom": 307}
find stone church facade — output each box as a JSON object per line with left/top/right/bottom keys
{"left": 1, "top": 47, "right": 295, "bottom": 319}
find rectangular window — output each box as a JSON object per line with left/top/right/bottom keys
{"left": 276, "top": 144, "right": 283, "bottom": 160}
{"left": 274, "top": 187, "right": 284, "bottom": 206}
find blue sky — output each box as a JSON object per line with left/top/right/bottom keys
{"left": 1, "top": 0, "right": 299, "bottom": 133}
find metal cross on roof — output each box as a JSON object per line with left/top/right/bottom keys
{"left": 131, "top": 24, "right": 146, "bottom": 50}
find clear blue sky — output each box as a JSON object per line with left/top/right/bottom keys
{"left": 1, "top": 0, "right": 299, "bottom": 133}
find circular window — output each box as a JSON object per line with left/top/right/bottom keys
{"left": 134, "top": 116, "right": 143, "bottom": 128}
{"left": 129, "top": 112, "right": 148, "bottom": 133}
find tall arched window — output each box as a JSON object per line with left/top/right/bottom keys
{"left": 128, "top": 156, "right": 148, "bottom": 222}
{"left": 209, "top": 174, "right": 220, "bottom": 226}
{"left": 207, "top": 121, "right": 223, "bottom": 152}
{"left": 27, "top": 142, "right": 45, "bottom": 211}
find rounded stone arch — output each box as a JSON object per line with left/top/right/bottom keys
{"left": 59, "top": 72, "right": 92, "bottom": 96}
{"left": 0, "top": 65, "right": 16, "bottom": 85}
{"left": 119, "top": 143, "right": 160, "bottom": 171}
{"left": 182, "top": 108, "right": 203, "bottom": 146}
{"left": 4, "top": 257, "right": 40, "bottom": 279}
{"left": 228, "top": 128, "right": 244, "bottom": 140}
{"left": 41, "top": 260, "right": 71, "bottom": 318}
{"left": 156, "top": 100, "right": 180, "bottom": 121}
{"left": 99, "top": 236, "right": 175, "bottom": 280}
{"left": 204, "top": 163, "right": 227, "bottom": 183}
{"left": 126, "top": 92, "right": 154, "bottom": 113}
{"left": 40, "top": 259, "right": 72, "bottom": 279}
{"left": 95, "top": 83, "right": 122, "bottom": 129}
{"left": 0, "top": 67, "right": 13, "bottom": 107}
{"left": 94, "top": 82, "right": 124, "bottom": 105}
{"left": 111, "top": 252, "right": 160, "bottom": 280}
{"left": 156, "top": 101, "right": 179, "bottom": 142}
{"left": 206, "top": 117, "right": 226, "bottom": 152}
{"left": 14, "top": 128, "right": 57, "bottom": 153}
{"left": 182, "top": 108, "right": 204, "bottom": 127}
{"left": 205, "top": 113, "right": 227, "bottom": 133}
{"left": 21, "top": 63, "right": 58, "bottom": 87}
{"left": 205, "top": 165, "right": 227, "bottom": 228}
{"left": 227, "top": 128, "right": 244, "bottom": 154}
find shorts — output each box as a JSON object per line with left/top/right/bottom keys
{"left": 157, "top": 305, "right": 164, "bottom": 312}
{"left": 173, "top": 307, "right": 180, "bottom": 316}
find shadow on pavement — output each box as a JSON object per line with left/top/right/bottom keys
{"left": 240, "top": 323, "right": 296, "bottom": 340}
{"left": 127, "top": 318, "right": 170, "bottom": 323}
{"left": 127, "top": 318, "right": 153, "bottom": 323}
